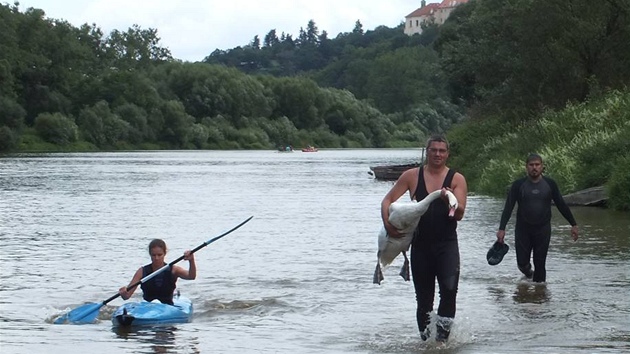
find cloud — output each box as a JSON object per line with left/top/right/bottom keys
{"left": 16, "top": 0, "right": 418, "bottom": 62}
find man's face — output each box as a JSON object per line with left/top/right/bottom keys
{"left": 526, "top": 159, "right": 543, "bottom": 178}
{"left": 427, "top": 142, "right": 449, "bottom": 166}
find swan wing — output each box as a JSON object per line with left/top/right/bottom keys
{"left": 377, "top": 227, "right": 413, "bottom": 267}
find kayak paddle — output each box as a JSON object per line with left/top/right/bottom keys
{"left": 53, "top": 216, "right": 253, "bottom": 324}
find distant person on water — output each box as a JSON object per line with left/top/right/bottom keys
{"left": 119, "top": 239, "right": 196, "bottom": 305}
{"left": 496, "top": 153, "right": 578, "bottom": 283}
{"left": 381, "top": 135, "right": 468, "bottom": 342}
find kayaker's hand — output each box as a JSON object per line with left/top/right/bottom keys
{"left": 119, "top": 286, "right": 130, "bottom": 300}
{"left": 183, "top": 250, "right": 194, "bottom": 261}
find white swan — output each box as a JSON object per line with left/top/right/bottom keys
{"left": 373, "top": 189, "right": 458, "bottom": 285}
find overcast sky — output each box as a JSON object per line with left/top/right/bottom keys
{"left": 13, "top": 0, "right": 439, "bottom": 62}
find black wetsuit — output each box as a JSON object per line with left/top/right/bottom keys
{"left": 499, "top": 176, "right": 576, "bottom": 282}
{"left": 411, "top": 167, "right": 459, "bottom": 332}
{"left": 140, "top": 264, "right": 177, "bottom": 305}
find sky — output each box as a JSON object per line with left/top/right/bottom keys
{"left": 13, "top": 0, "right": 435, "bottom": 62}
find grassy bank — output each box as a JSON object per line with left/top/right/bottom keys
{"left": 449, "top": 89, "right": 630, "bottom": 211}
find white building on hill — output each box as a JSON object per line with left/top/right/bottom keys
{"left": 404, "top": 0, "right": 470, "bottom": 36}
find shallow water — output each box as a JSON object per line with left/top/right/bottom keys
{"left": 0, "top": 149, "right": 628, "bottom": 354}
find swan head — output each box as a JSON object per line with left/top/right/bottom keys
{"left": 444, "top": 190, "right": 458, "bottom": 218}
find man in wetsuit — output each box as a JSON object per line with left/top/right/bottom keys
{"left": 381, "top": 135, "right": 467, "bottom": 342}
{"left": 496, "top": 153, "right": 579, "bottom": 283}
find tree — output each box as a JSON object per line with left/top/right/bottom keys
{"left": 306, "top": 20, "right": 319, "bottom": 45}
{"left": 352, "top": 20, "right": 364, "bottom": 35}
{"left": 77, "top": 101, "right": 130, "bottom": 147}
{"left": 0, "top": 95, "right": 26, "bottom": 130}
{"left": 263, "top": 29, "right": 279, "bottom": 47}
{"left": 34, "top": 112, "right": 78, "bottom": 145}
{"left": 250, "top": 35, "right": 260, "bottom": 49}
{"left": 159, "top": 100, "right": 194, "bottom": 147}
{"left": 106, "top": 24, "right": 172, "bottom": 70}
{"left": 438, "top": 0, "right": 630, "bottom": 119}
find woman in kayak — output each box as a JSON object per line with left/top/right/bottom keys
{"left": 119, "top": 239, "right": 196, "bottom": 305}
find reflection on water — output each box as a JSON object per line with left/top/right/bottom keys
{"left": 114, "top": 326, "right": 199, "bottom": 354}
{"left": 512, "top": 281, "right": 551, "bottom": 304}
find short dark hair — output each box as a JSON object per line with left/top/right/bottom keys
{"left": 426, "top": 134, "right": 449, "bottom": 150}
{"left": 526, "top": 153, "right": 543, "bottom": 163}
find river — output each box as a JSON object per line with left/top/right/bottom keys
{"left": 0, "top": 149, "right": 628, "bottom": 354}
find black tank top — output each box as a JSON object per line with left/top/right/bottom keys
{"left": 140, "top": 264, "right": 176, "bottom": 305}
{"left": 412, "top": 167, "right": 458, "bottom": 244}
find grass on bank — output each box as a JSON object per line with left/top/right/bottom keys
{"left": 449, "top": 89, "right": 630, "bottom": 211}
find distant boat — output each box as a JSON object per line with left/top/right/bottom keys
{"left": 368, "top": 163, "right": 420, "bottom": 181}
{"left": 302, "top": 146, "right": 318, "bottom": 152}
{"left": 277, "top": 145, "right": 293, "bottom": 152}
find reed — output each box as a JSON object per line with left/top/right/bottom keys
{"left": 452, "top": 89, "right": 630, "bottom": 210}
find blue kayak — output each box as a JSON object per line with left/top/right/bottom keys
{"left": 111, "top": 294, "right": 193, "bottom": 327}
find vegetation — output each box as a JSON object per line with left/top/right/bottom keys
{"left": 1, "top": 0, "right": 629, "bottom": 209}
{"left": 438, "top": 0, "right": 630, "bottom": 210}
{"left": 0, "top": 4, "right": 460, "bottom": 152}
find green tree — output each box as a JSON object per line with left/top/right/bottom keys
{"left": 352, "top": 20, "right": 364, "bottom": 35}
{"left": 0, "top": 125, "right": 17, "bottom": 151}
{"left": 0, "top": 95, "right": 26, "bottom": 130}
{"left": 34, "top": 112, "right": 78, "bottom": 145}
{"left": 438, "top": 0, "right": 630, "bottom": 119}
{"left": 366, "top": 46, "right": 444, "bottom": 113}
{"left": 263, "top": 29, "right": 279, "bottom": 47}
{"left": 77, "top": 101, "right": 130, "bottom": 147}
{"left": 159, "top": 100, "right": 194, "bottom": 147}
{"left": 106, "top": 24, "right": 172, "bottom": 70}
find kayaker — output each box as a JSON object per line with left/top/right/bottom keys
{"left": 119, "top": 239, "right": 196, "bottom": 305}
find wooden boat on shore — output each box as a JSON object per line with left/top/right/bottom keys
{"left": 368, "top": 163, "right": 420, "bottom": 181}
{"left": 560, "top": 186, "right": 607, "bottom": 206}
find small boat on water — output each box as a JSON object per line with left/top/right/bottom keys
{"left": 302, "top": 145, "right": 318, "bottom": 152}
{"left": 111, "top": 293, "right": 193, "bottom": 327}
{"left": 368, "top": 163, "right": 420, "bottom": 181}
{"left": 277, "top": 145, "right": 294, "bottom": 152}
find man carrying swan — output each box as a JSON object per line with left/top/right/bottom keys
{"left": 380, "top": 135, "right": 467, "bottom": 343}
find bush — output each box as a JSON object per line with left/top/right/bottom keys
{"left": 606, "top": 154, "right": 630, "bottom": 211}
{"left": 0, "top": 125, "right": 17, "bottom": 151}
{"left": 34, "top": 113, "right": 78, "bottom": 145}
{"left": 0, "top": 96, "right": 26, "bottom": 130}
{"left": 574, "top": 124, "right": 630, "bottom": 188}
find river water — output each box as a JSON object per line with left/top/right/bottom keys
{"left": 0, "top": 149, "right": 628, "bottom": 354}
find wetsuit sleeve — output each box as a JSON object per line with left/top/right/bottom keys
{"left": 499, "top": 180, "right": 520, "bottom": 230}
{"left": 547, "top": 177, "right": 577, "bottom": 226}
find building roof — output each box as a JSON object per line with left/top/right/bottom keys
{"left": 405, "top": 3, "right": 440, "bottom": 18}
{"left": 438, "top": 0, "right": 469, "bottom": 9}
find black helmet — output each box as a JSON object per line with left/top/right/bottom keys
{"left": 487, "top": 241, "right": 509, "bottom": 266}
